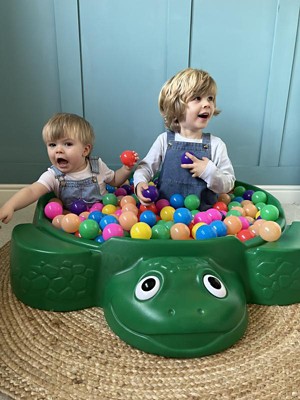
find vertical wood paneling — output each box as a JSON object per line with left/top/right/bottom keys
{"left": 260, "top": 0, "right": 300, "bottom": 167}
{"left": 53, "top": 0, "right": 83, "bottom": 115}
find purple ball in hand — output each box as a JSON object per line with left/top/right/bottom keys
{"left": 181, "top": 151, "right": 195, "bottom": 164}
{"left": 142, "top": 186, "right": 159, "bottom": 202}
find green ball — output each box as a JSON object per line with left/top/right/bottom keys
{"left": 251, "top": 190, "right": 267, "bottom": 204}
{"left": 184, "top": 194, "right": 200, "bottom": 210}
{"left": 79, "top": 219, "right": 100, "bottom": 239}
{"left": 151, "top": 224, "right": 170, "bottom": 240}
{"left": 260, "top": 204, "right": 279, "bottom": 221}
{"left": 234, "top": 186, "right": 246, "bottom": 197}
{"left": 228, "top": 201, "right": 241, "bottom": 210}
{"left": 102, "top": 193, "right": 118, "bottom": 206}
{"left": 255, "top": 202, "right": 266, "bottom": 211}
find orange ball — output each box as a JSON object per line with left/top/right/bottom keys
{"left": 170, "top": 223, "right": 191, "bottom": 240}
{"left": 217, "top": 193, "right": 231, "bottom": 205}
{"left": 243, "top": 203, "right": 258, "bottom": 218}
{"left": 61, "top": 213, "right": 81, "bottom": 233}
{"left": 120, "top": 195, "right": 136, "bottom": 208}
{"left": 259, "top": 221, "right": 282, "bottom": 242}
{"left": 52, "top": 214, "right": 64, "bottom": 229}
{"left": 223, "top": 215, "right": 242, "bottom": 235}
{"left": 122, "top": 203, "right": 139, "bottom": 215}
{"left": 119, "top": 211, "right": 138, "bottom": 231}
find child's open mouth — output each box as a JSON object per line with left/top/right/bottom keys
{"left": 57, "top": 158, "right": 68, "bottom": 167}
{"left": 198, "top": 113, "right": 209, "bottom": 119}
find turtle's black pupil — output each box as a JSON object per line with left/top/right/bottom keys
{"left": 208, "top": 276, "right": 221, "bottom": 289}
{"left": 142, "top": 278, "right": 156, "bottom": 291}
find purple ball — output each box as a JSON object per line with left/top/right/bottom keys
{"left": 181, "top": 151, "right": 195, "bottom": 164}
{"left": 142, "top": 186, "right": 159, "bottom": 202}
{"left": 69, "top": 199, "right": 88, "bottom": 215}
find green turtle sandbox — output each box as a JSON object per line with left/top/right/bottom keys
{"left": 10, "top": 182, "right": 300, "bottom": 358}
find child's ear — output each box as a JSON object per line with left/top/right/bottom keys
{"left": 83, "top": 144, "right": 92, "bottom": 157}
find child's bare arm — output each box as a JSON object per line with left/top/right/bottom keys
{"left": 0, "top": 182, "right": 48, "bottom": 224}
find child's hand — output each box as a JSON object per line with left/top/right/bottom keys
{"left": 0, "top": 204, "right": 14, "bottom": 224}
{"left": 181, "top": 152, "right": 209, "bottom": 178}
{"left": 135, "top": 182, "right": 153, "bottom": 204}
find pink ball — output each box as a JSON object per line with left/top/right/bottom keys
{"left": 155, "top": 199, "right": 170, "bottom": 212}
{"left": 193, "top": 211, "right": 212, "bottom": 225}
{"left": 206, "top": 208, "right": 222, "bottom": 221}
{"left": 102, "top": 223, "right": 124, "bottom": 241}
{"left": 44, "top": 201, "right": 63, "bottom": 220}
{"left": 89, "top": 202, "right": 103, "bottom": 212}
{"left": 238, "top": 216, "right": 250, "bottom": 230}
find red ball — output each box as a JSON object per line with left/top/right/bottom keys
{"left": 120, "top": 150, "right": 136, "bottom": 167}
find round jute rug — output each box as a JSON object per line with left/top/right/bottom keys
{"left": 0, "top": 242, "right": 299, "bottom": 400}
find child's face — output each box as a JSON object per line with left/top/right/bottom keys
{"left": 180, "top": 94, "right": 215, "bottom": 136}
{"left": 46, "top": 137, "right": 91, "bottom": 174}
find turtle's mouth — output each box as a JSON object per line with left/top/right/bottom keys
{"left": 106, "top": 304, "right": 247, "bottom": 354}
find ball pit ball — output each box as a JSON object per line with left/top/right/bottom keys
{"left": 242, "top": 190, "right": 255, "bottom": 201}
{"left": 184, "top": 194, "right": 200, "bottom": 210}
{"left": 120, "top": 195, "right": 136, "bottom": 208}
{"left": 213, "top": 202, "right": 228, "bottom": 212}
{"left": 237, "top": 229, "right": 255, "bottom": 242}
{"left": 114, "top": 187, "right": 127, "bottom": 197}
{"left": 160, "top": 206, "right": 175, "bottom": 221}
{"left": 89, "top": 202, "right": 103, "bottom": 212}
{"left": 139, "top": 210, "right": 157, "bottom": 227}
{"left": 44, "top": 201, "right": 63, "bottom": 219}
{"left": 119, "top": 211, "right": 138, "bottom": 231}
{"left": 223, "top": 216, "right": 243, "bottom": 235}
{"left": 102, "top": 204, "right": 117, "bottom": 215}
{"left": 169, "top": 193, "right": 185, "bottom": 209}
{"left": 142, "top": 186, "right": 159, "bottom": 202}
{"left": 61, "top": 213, "right": 81, "bottom": 233}
{"left": 79, "top": 219, "right": 100, "bottom": 240}
{"left": 102, "top": 193, "right": 118, "bottom": 206}
{"left": 181, "top": 151, "right": 195, "bottom": 164}
{"left": 195, "top": 224, "right": 217, "bottom": 240}
{"left": 51, "top": 214, "right": 64, "bottom": 229}
{"left": 120, "top": 150, "right": 136, "bottom": 167}
{"left": 260, "top": 204, "right": 279, "bottom": 221}
{"left": 155, "top": 199, "right": 170, "bottom": 212}
{"left": 191, "top": 222, "right": 206, "bottom": 239}
{"left": 206, "top": 208, "right": 222, "bottom": 221}
{"left": 233, "top": 186, "right": 246, "bottom": 197}
{"left": 121, "top": 184, "right": 134, "bottom": 195}
{"left": 99, "top": 215, "right": 118, "bottom": 230}
{"left": 121, "top": 203, "right": 139, "bottom": 215}
{"left": 130, "top": 222, "right": 152, "bottom": 239}
{"left": 173, "top": 207, "right": 193, "bottom": 225}
{"left": 251, "top": 190, "right": 267, "bottom": 204}
{"left": 217, "top": 193, "right": 231, "bottom": 205}
{"left": 102, "top": 223, "right": 124, "bottom": 241}
{"left": 151, "top": 224, "right": 170, "bottom": 240}
{"left": 69, "top": 199, "right": 88, "bottom": 215}
{"left": 139, "top": 203, "right": 158, "bottom": 215}
{"left": 259, "top": 221, "right": 282, "bottom": 242}
{"left": 88, "top": 210, "right": 104, "bottom": 224}
{"left": 193, "top": 211, "right": 212, "bottom": 225}
{"left": 170, "top": 223, "right": 191, "bottom": 240}
{"left": 210, "top": 220, "right": 228, "bottom": 237}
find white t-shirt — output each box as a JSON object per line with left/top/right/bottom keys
{"left": 37, "top": 158, "right": 115, "bottom": 197}
{"left": 133, "top": 132, "right": 235, "bottom": 194}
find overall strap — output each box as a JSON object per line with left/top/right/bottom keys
{"left": 89, "top": 156, "right": 100, "bottom": 174}
{"left": 50, "top": 165, "right": 65, "bottom": 179}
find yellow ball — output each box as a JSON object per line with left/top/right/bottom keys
{"left": 160, "top": 206, "right": 175, "bottom": 221}
{"left": 102, "top": 204, "right": 117, "bottom": 215}
{"left": 130, "top": 222, "right": 152, "bottom": 239}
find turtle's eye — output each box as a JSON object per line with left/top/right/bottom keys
{"left": 135, "top": 276, "right": 161, "bottom": 300}
{"left": 203, "top": 274, "right": 227, "bottom": 298}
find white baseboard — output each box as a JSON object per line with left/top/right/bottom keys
{"left": 1, "top": 184, "right": 300, "bottom": 205}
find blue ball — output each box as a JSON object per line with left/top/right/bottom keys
{"left": 173, "top": 207, "right": 193, "bottom": 225}
{"left": 94, "top": 234, "right": 105, "bottom": 243}
{"left": 139, "top": 210, "right": 157, "bottom": 227}
{"left": 195, "top": 224, "right": 217, "bottom": 240}
{"left": 88, "top": 211, "right": 104, "bottom": 224}
{"left": 210, "top": 220, "right": 228, "bottom": 237}
{"left": 169, "top": 193, "right": 185, "bottom": 209}
{"left": 99, "top": 215, "right": 118, "bottom": 230}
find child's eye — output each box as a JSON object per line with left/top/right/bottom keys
{"left": 195, "top": 96, "right": 201, "bottom": 101}
{"left": 208, "top": 95, "right": 215, "bottom": 102}
{"left": 48, "top": 143, "right": 56, "bottom": 148}
{"left": 65, "top": 142, "right": 73, "bottom": 147}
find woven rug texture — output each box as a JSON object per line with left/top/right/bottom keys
{"left": 0, "top": 242, "right": 299, "bottom": 400}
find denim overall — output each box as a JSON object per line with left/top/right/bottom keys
{"left": 157, "top": 131, "right": 217, "bottom": 210}
{"left": 50, "top": 156, "right": 101, "bottom": 209}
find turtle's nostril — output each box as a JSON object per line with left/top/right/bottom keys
{"left": 168, "top": 308, "right": 175, "bottom": 316}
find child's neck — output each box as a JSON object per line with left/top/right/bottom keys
{"left": 180, "top": 129, "right": 202, "bottom": 140}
